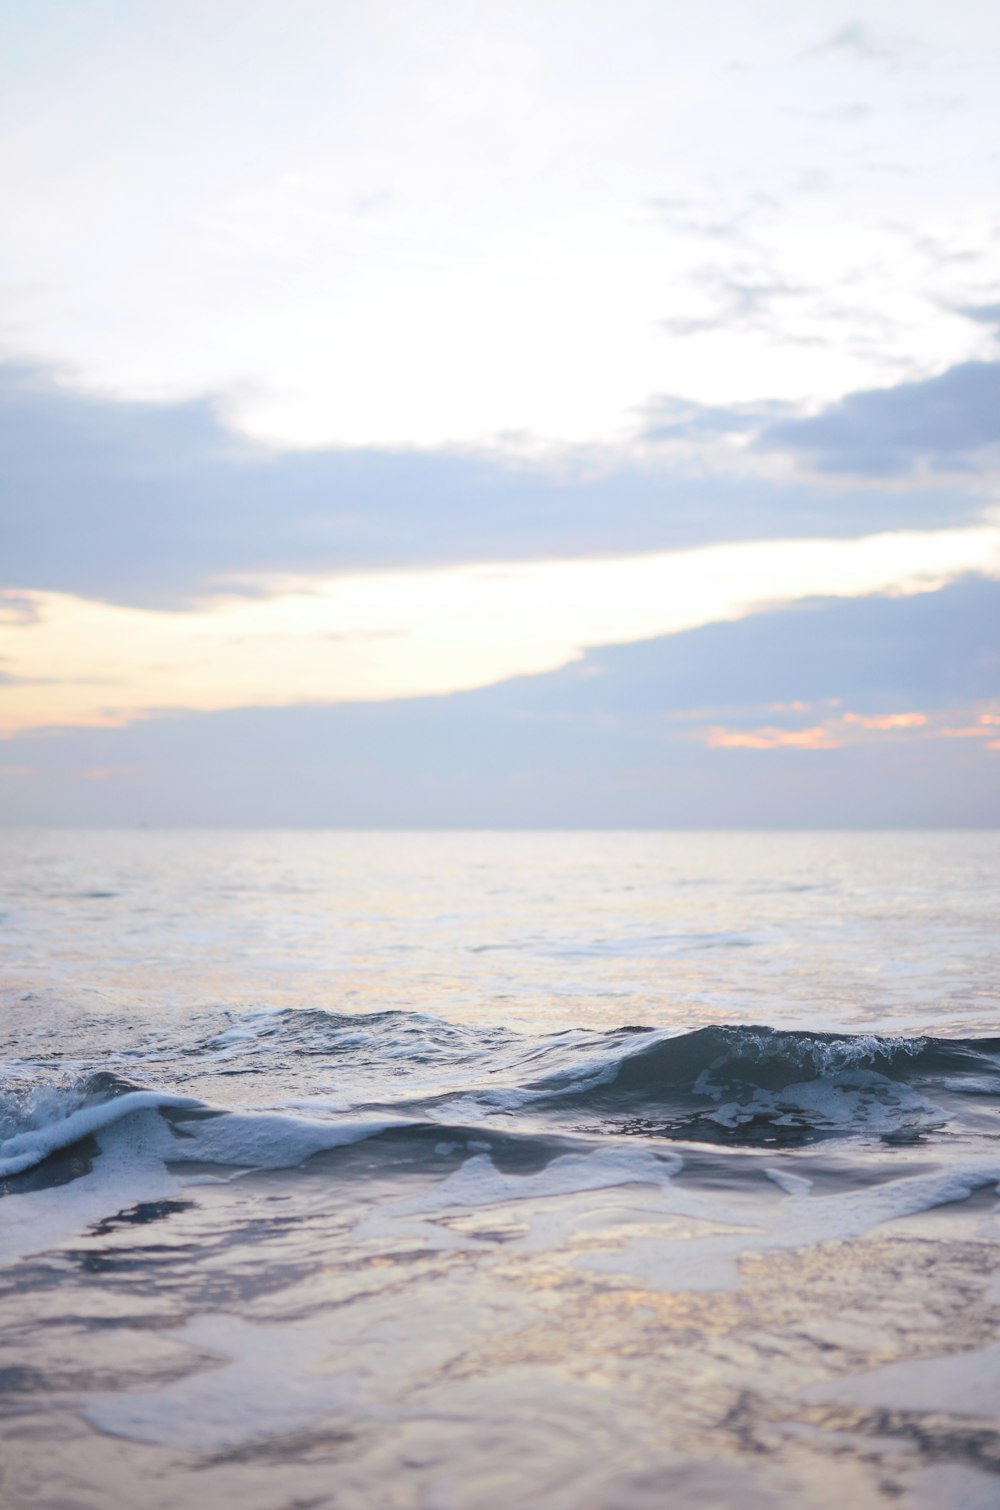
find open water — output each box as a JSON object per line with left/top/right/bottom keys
{"left": 1, "top": 829, "right": 999, "bottom": 1508}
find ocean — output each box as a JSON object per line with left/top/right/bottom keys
{"left": 1, "top": 828, "right": 999, "bottom": 1508}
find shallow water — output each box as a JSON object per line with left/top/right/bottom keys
{"left": 1, "top": 830, "right": 999, "bottom": 1508}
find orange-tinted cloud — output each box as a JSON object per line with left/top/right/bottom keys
{"left": 701, "top": 704, "right": 1000, "bottom": 753}
{"left": 843, "top": 711, "right": 927, "bottom": 730}
{"left": 705, "top": 725, "right": 841, "bottom": 750}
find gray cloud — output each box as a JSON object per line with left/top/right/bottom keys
{"left": 959, "top": 302, "right": 1000, "bottom": 330}
{"left": 2, "top": 577, "right": 996, "bottom": 828}
{"left": 478, "top": 573, "right": 1000, "bottom": 717}
{"left": 758, "top": 361, "right": 1000, "bottom": 475}
{"left": 645, "top": 353, "right": 1000, "bottom": 479}
{"left": 1, "top": 364, "right": 985, "bottom": 608}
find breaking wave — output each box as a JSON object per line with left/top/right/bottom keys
{"left": 2, "top": 1017, "right": 999, "bottom": 1185}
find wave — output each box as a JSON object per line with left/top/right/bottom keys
{"left": 0, "top": 1080, "right": 202, "bottom": 1178}
{"left": 1, "top": 1023, "right": 998, "bottom": 1184}
{"left": 529, "top": 1024, "right": 1000, "bottom": 1103}
{"left": 194, "top": 1011, "right": 1000, "bottom": 1091}
{"left": 522, "top": 1024, "right": 1000, "bottom": 1145}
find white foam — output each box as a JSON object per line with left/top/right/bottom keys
{"left": 574, "top": 1160, "right": 1000, "bottom": 1293}
{"left": 377, "top": 1145, "right": 683, "bottom": 1223}
{"left": 0, "top": 1089, "right": 201, "bottom": 1177}
{"left": 775, "top": 1162, "right": 1000, "bottom": 1246}
{"left": 702, "top": 1070, "right": 943, "bottom": 1139}
{"left": 169, "top": 1107, "right": 417, "bottom": 1168}
{"left": 0, "top": 1107, "right": 181, "bottom": 1263}
{"left": 763, "top": 1168, "right": 813, "bottom": 1197}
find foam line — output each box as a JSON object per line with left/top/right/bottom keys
{"left": 0, "top": 1090, "right": 202, "bottom": 1178}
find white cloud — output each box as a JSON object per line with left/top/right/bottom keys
{"left": 1, "top": 0, "right": 999, "bottom": 450}
{"left": 3, "top": 522, "right": 998, "bottom": 733}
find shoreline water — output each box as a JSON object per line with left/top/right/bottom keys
{"left": 2, "top": 830, "right": 998, "bottom": 1507}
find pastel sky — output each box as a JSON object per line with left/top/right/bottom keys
{"left": 1, "top": 0, "right": 998, "bottom": 824}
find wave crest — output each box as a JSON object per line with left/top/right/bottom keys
{"left": 2, "top": 1022, "right": 998, "bottom": 1181}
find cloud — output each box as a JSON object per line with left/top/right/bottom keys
{"left": 843, "top": 712, "right": 926, "bottom": 730}
{"left": 758, "top": 361, "right": 1000, "bottom": 475}
{"left": 480, "top": 573, "right": 1000, "bottom": 716}
{"left": 640, "top": 397, "right": 794, "bottom": 442}
{"left": 804, "top": 21, "right": 899, "bottom": 63}
{"left": 2, "top": 576, "right": 997, "bottom": 828}
{"left": 3, "top": 365, "right": 988, "bottom": 608}
{"left": 958, "top": 302, "right": 1000, "bottom": 331}
{"left": 5, "top": 0, "right": 989, "bottom": 459}
{"left": 0, "top": 591, "right": 44, "bottom": 625}
{"left": 645, "top": 354, "right": 1000, "bottom": 480}
{"left": 704, "top": 725, "right": 841, "bottom": 750}
{"left": 658, "top": 267, "right": 810, "bottom": 343}
{"left": 701, "top": 707, "right": 998, "bottom": 752}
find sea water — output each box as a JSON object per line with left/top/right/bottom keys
{"left": 1, "top": 829, "right": 999, "bottom": 1508}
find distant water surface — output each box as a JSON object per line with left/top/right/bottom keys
{"left": 1, "top": 830, "right": 999, "bottom": 1509}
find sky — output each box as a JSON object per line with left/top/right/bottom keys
{"left": 1, "top": 0, "right": 998, "bottom": 824}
